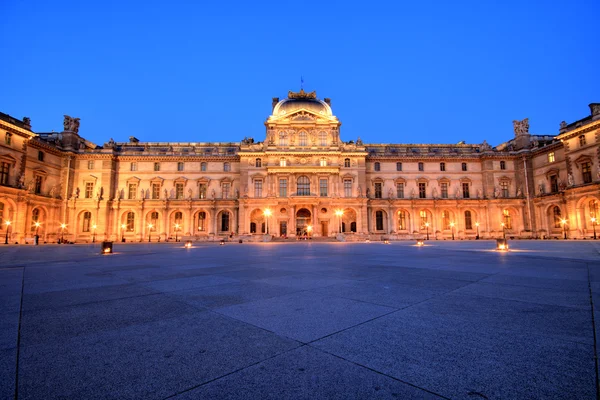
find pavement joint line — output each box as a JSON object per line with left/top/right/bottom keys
{"left": 450, "top": 290, "right": 592, "bottom": 310}
{"left": 586, "top": 262, "right": 600, "bottom": 400}
{"left": 13, "top": 267, "right": 25, "bottom": 400}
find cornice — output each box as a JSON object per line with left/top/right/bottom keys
{"left": 115, "top": 155, "right": 240, "bottom": 162}
{"left": 266, "top": 166, "right": 340, "bottom": 174}
{"left": 0, "top": 121, "right": 36, "bottom": 138}
{"left": 556, "top": 120, "right": 600, "bottom": 141}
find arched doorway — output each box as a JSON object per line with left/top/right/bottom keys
{"left": 296, "top": 208, "right": 311, "bottom": 236}
{"left": 341, "top": 208, "right": 357, "bottom": 233}
{"left": 249, "top": 209, "right": 265, "bottom": 234}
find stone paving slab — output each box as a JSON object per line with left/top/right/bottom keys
{"left": 0, "top": 348, "right": 15, "bottom": 400}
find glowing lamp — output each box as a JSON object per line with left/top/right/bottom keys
{"left": 101, "top": 241, "right": 113, "bottom": 254}
{"left": 220, "top": 239, "right": 225, "bottom": 245}
{"left": 184, "top": 240, "right": 192, "bottom": 249}
{"left": 416, "top": 239, "right": 424, "bottom": 246}
{"left": 496, "top": 238, "right": 509, "bottom": 251}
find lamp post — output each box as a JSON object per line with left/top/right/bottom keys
{"left": 425, "top": 222, "right": 430, "bottom": 240}
{"left": 307, "top": 225, "right": 312, "bottom": 237}
{"left": 475, "top": 222, "right": 480, "bottom": 240}
{"left": 450, "top": 222, "right": 455, "bottom": 240}
{"left": 121, "top": 224, "right": 126, "bottom": 242}
{"left": 4, "top": 220, "right": 11, "bottom": 244}
{"left": 60, "top": 223, "right": 67, "bottom": 243}
{"left": 174, "top": 223, "right": 180, "bottom": 242}
{"left": 561, "top": 219, "right": 567, "bottom": 240}
{"left": 592, "top": 217, "right": 597, "bottom": 240}
{"left": 501, "top": 222, "right": 506, "bottom": 239}
{"left": 148, "top": 224, "right": 153, "bottom": 242}
{"left": 34, "top": 221, "right": 41, "bottom": 245}
{"left": 264, "top": 208, "right": 271, "bottom": 235}
{"left": 92, "top": 224, "right": 97, "bottom": 243}
{"left": 335, "top": 209, "right": 344, "bottom": 233}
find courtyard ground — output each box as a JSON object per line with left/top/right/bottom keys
{"left": 1, "top": 240, "right": 599, "bottom": 399}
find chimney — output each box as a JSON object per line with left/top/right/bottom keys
{"left": 589, "top": 103, "right": 600, "bottom": 121}
{"left": 272, "top": 97, "right": 279, "bottom": 111}
{"left": 324, "top": 98, "right": 331, "bottom": 106}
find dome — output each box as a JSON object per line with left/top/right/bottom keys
{"left": 272, "top": 89, "right": 333, "bottom": 117}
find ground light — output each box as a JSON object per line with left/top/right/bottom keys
{"left": 416, "top": 239, "right": 425, "bottom": 246}
{"left": 184, "top": 240, "right": 192, "bottom": 249}
{"left": 220, "top": 239, "right": 225, "bottom": 245}
{"left": 383, "top": 238, "right": 390, "bottom": 244}
{"left": 101, "top": 241, "right": 113, "bottom": 254}
{"left": 496, "top": 238, "right": 509, "bottom": 251}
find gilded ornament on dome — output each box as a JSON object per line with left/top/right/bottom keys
{"left": 288, "top": 89, "right": 317, "bottom": 99}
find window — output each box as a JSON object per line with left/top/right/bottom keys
{"left": 279, "top": 179, "right": 287, "bottom": 197}
{"left": 126, "top": 212, "right": 135, "bottom": 231}
{"left": 150, "top": 212, "right": 159, "bottom": 231}
{"left": 320, "top": 157, "right": 327, "bottom": 167}
{"left": 500, "top": 161, "right": 506, "bottom": 170}
{"left": 501, "top": 181, "right": 509, "bottom": 198}
{"left": 344, "top": 158, "right": 351, "bottom": 168}
{"left": 220, "top": 212, "right": 230, "bottom": 231}
{"left": 177, "top": 162, "right": 184, "bottom": 172}
{"left": 579, "top": 135, "right": 587, "bottom": 146}
{"left": 31, "top": 208, "right": 40, "bottom": 227}
{"left": 319, "top": 131, "right": 327, "bottom": 146}
{"left": 174, "top": 211, "right": 182, "bottom": 226}
{"left": 254, "top": 180, "right": 262, "bottom": 197}
{"left": 130, "top": 162, "right": 137, "bottom": 171}
{"left": 319, "top": 179, "right": 328, "bottom": 197}
{"left": 280, "top": 158, "right": 287, "bottom": 167}
{"left": 441, "top": 183, "right": 448, "bottom": 199}
{"left": 344, "top": 180, "right": 352, "bottom": 197}
{"left": 0, "top": 162, "right": 9, "bottom": 185}
{"left": 418, "top": 182, "right": 426, "bottom": 199}
{"left": 154, "top": 162, "right": 160, "bottom": 171}
{"left": 374, "top": 162, "right": 380, "bottom": 171}
{"left": 442, "top": 211, "right": 450, "bottom": 230}
{"left": 548, "top": 152, "right": 555, "bottom": 163}
{"left": 201, "top": 162, "right": 207, "bottom": 171}
{"left": 374, "top": 182, "right": 382, "bottom": 198}
{"left": 464, "top": 211, "right": 473, "bottom": 230}
{"left": 175, "top": 183, "right": 184, "bottom": 199}
{"left": 440, "top": 162, "right": 445, "bottom": 171}
{"left": 152, "top": 183, "right": 161, "bottom": 199}
{"left": 198, "top": 184, "right": 207, "bottom": 199}
{"left": 550, "top": 175, "right": 559, "bottom": 193}
{"left": 297, "top": 176, "right": 310, "bottom": 196}
{"left": 38, "top": 151, "right": 44, "bottom": 161}
{"left": 222, "top": 183, "right": 230, "bottom": 199}
{"left": 462, "top": 183, "right": 470, "bottom": 199}
{"left": 34, "top": 176, "right": 42, "bottom": 194}
{"left": 87, "top": 160, "right": 94, "bottom": 169}
{"left": 553, "top": 206, "right": 562, "bottom": 228}
{"left": 224, "top": 162, "right": 230, "bottom": 172}
{"left": 503, "top": 209, "right": 512, "bottom": 229}
{"left": 299, "top": 131, "right": 308, "bottom": 146}
{"left": 255, "top": 158, "right": 261, "bottom": 168}
{"left": 398, "top": 211, "right": 406, "bottom": 230}
{"left": 82, "top": 211, "right": 91, "bottom": 232}
{"left": 4, "top": 133, "right": 11, "bottom": 145}
{"left": 396, "top": 162, "right": 402, "bottom": 171}
{"left": 418, "top": 162, "right": 424, "bottom": 171}
{"left": 590, "top": 200, "right": 599, "bottom": 219}
{"left": 0, "top": 202, "right": 4, "bottom": 227}
{"left": 462, "top": 163, "right": 467, "bottom": 171}
{"left": 85, "top": 182, "right": 94, "bottom": 199}
{"left": 128, "top": 183, "right": 137, "bottom": 199}
{"left": 420, "top": 210, "right": 428, "bottom": 227}
{"left": 375, "top": 211, "right": 384, "bottom": 231}
{"left": 397, "top": 183, "right": 404, "bottom": 199}
{"left": 582, "top": 162, "right": 592, "bottom": 183}
{"left": 279, "top": 132, "right": 287, "bottom": 147}
{"left": 197, "top": 212, "right": 206, "bottom": 231}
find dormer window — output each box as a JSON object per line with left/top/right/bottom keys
{"left": 320, "top": 157, "right": 327, "bottom": 167}
{"left": 255, "top": 158, "right": 262, "bottom": 168}
{"left": 344, "top": 158, "right": 350, "bottom": 168}
{"left": 548, "top": 152, "right": 555, "bottom": 163}
{"left": 280, "top": 157, "right": 287, "bottom": 167}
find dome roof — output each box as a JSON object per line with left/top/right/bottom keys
{"left": 272, "top": 90, "right": 332, "bottom": 117}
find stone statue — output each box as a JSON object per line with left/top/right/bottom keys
{"left": 538, "top": 182, "right": 544, "bottom": 195}
{"left": 235, "top": 189, "right": 239, "bottom": 198}
{"left": 517, "top": 187, "right": 522, "bottom": 197}
{"left": 211, "top": 189, "right": 216, "bottom": 199}
{"left": 494, "top": 186, "right": 500, "bottom": 198}
{"left": 140, "top": 189, "right": 145, "bottom": 199}
{"left": 164, "top": 189, "right": 168, "bottom": 199}
{"left": 356, "top": 137, "right": 363, "bottom": 145}
{"left": 145, "top": 188, "right": 149, "bottom": 199}
{"left": 513, "top": 118, "right": 529, "bottom": 135}
{"left": 432, "top": 187, "right": 438, "bottom": 198}
{"left": 188, "top": 188, "right": 192, "bottom": 199}
{"left": 63, "top": 115, "right": 80, "bottom": 133}
{"left": 170, "top": 188, "right": 175, "bottom": 199}
{"left": 17, "top": 174, "right": 25, "bottom": 189}
{"left": 357, "top": 185, "right": 362, "bottom": 197}
{"left": 23, "top": 117, "right": 31, "bottom": 126}
{"left": 75, "top": 187, "right": 80, "bottom": 198}
{"left": 50, "top": 185, "right": 57, "bottom": 198}
{"left": 560, "top": 121, "right": 567, "bottom": 129}
{"left": 26, "top": 180, "right": 34, "bottom": 193}
{"left": 568, "top": 173, "right": 574, "bottom": 186}
{"left": 388, "top": 188, "right": 393, "bottom": 199}
{"left": 119, "top": 188, "right": 124, "bottom": 200}
{"left": 455, "top": 188, "right": 460, "bottom": 198}
{"left": 366, "top": 188, "right": 370, "bottom": 197}
{"left": 477, "top": 188, "right": 482, "bottom": 199}
{"left": 411, "top": 188, "right": 416, "bottom": 199}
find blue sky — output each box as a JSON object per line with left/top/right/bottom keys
{"left": 1, "top": 0, "right": 598, "bottom": 146}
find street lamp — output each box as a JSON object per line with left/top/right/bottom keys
{"left": 60, "top": 223, "right": 67, "bottom": 243}
{"left": 561, "top": 219, "right": 567, "bottom": 240}
{"left": 174, "top": 223, "right": 180, "bottom": 242}
{"left": 335, "top": 209, "right": 344, "bottom": 233}
{"left": 121, "top": 224, "right": 126, "bottom": 242}
{"left": 34, "top": 221, "right": 41, "bottom": 245}
{"left": 264, "top": 208, "right": 272, "bottom": 235}
{"left": 4, "top": 220, "right": 11, "bottom": 244}
{"left": 475, "top": 222, "right": 480, "bottom": 240}
{"left": 148, "top": 223, "right": 153, "bottom": 242}
{"left": 592, "top": 217, "right": 597, "bottom": 240}
{"left": 92, "top": 224, "right": 97, "bottom": 243}
{"left": 501, "top": 222, "right": 506, "bottom": 239}
{"left": 307, "top": 225, "right": 312, "bottom": 237}
{"left": 450, "top": 222, "right": 455, "bottom": 240}
{"left": 424, "top": 222, "right": 430, "bottom": 240}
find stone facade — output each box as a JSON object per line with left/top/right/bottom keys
{"left": 1, "top": 92, "right": 599, "bottom": 243}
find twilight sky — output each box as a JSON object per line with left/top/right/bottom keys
{"left": 1, "top": 0, "right": 598, "bottom": 147}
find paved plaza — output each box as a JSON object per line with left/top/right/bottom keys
{"left": 1, "top": 240, "right": 600, "bottom": 399}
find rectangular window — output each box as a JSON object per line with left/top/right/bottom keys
{"left": 85, "top": 182, "right": 94, "bottom": 199}
{"left": 582, "top": 162, "right": 592, "bottom": 183}
{"left": 88, "top": 160, "right": 94, "bottom": 169}
{"left": 130, "top": 162, "right": 137, "bottom": 171}
{"left": 320, "top": 158, "right": 327, "bottom": 167}
{"left": 440, "top": 162, "right": 445, "bottom": 171}
{"left": 580, "top": 135, "right": 587, "bottom": 146}
{"left": 38, "top": 151, "right": 44, "bottom": 161}
{"left": 419, "top": 182, "right": 426, "bottom": 199}
{"left": 500, "top": 161, "right": 506, "bottom": 170}
{"left": 201, "top": 162, "right": 207, "bottom": 171}
{"left": 5, "top": 133, "right": 11, "bottom": 145}
{"left": 154, "top": 162, "right": 160, "bottom": 171}
{"left": 199, "top": 184, "right": 207, "bottom": 199}
{"left": 397, "top": 183, "right": 404, "bottom": 199}
{"left": 375, "top": 211, "right": 384, "bottom": 231}
{"left": 374, "top": 182, "right": 382, "bottom": 198}
{"left": 175, "top": 183, "right": 184, "bottom": 199}
{"left": 462, "top": 163, "right": 467, "bottom": 171}
{"left": 396, "top": 162, "right": 402, "bottom": 171}
{"left": 177, "top": 162, "right": 184, "bottom": 171}
{"left": 462, "top": 183, "right": 470, "bottom": 198}
{"left": 222, "top": 183, "right": 230, "bottom": 199}
{"left": 279, "top": 179, "right": 287, "bottom": 197}
{"left": 34, "top": 176, "right": 42, "bottom": 194}
{"left": 550, "top": 175, "right": 559, "bottom": 193}
{"left": 344, "top": 180, "right": 352, "bottom": 197}
{"left": 420, "top": 210, "right": 428, "bottom": 227}
{"left": 197, "top": 212, "right": 206, "bottom": 231}
{"left": 501, "top": 181, "right": 509, "bottom": 198}
{"left": 254, "top": 180, "right": 263, "bottom": 198}
{"left": 280, "top": 158, "right": 287, "bottom": 167}
{"left": 128, "top": 183, "right": 137, "bottom": 199}
{"left": 223, "top": 163, "right": 230, "bottom": 172}
{"left": 152, "top": 183, "right": 161, "bottom": 199}
{"left": 221, "top": 212, "right": 229, "bottom": 231}
{"left": 548, "top": 152, "right": 555, "bottom": 163}
{"left": 126, "top": 212, "right": 135, "bottom": 231}
{"left": 441, "top": 183, "right": 448, "bottom": 199}
{"left": 0, "top": 162, "right": 9, "bottom": 185}
{"left": 398, "top": 211, "right": 406, "bottom": 230}
{"left": 319, "top": 179, "right": 328, "bottom": 197}
{"left": 418, "top": 162, "right": 424, "bottom": 172}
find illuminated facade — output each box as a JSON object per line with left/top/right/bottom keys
{"left": 1, "top": 91, "right": 599, "bottom": 243}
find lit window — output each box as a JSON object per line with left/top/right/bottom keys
{"left": 126, "top": 212, "right": 135, "bottom": 231}
{"left": 254, "top": 180, "right": 262, "bottom": 197}
{"left": 420, "top": 210, "right": 428, "bottom": 227}
{"left": 128, "top": 183, "right": 137, "bottom": 199}
{"left": 397, "top": 211, "right": 406, "bottom": 230}
{"left": 320, "top": 158, "right": 327, "bottom": 167}
{"left": 31, "top": 209, "right": 41, "bottom": 232}
{"left": 222, "top": 183, "right": 230, "bottom": 198}
{"left": 501, "top": 181, "right": 509, "bottom": 198}
{"left": 553, "top": 206, "right": 562, "bottom": 228}
{"left": 280, "top": 158, "right": 287, "bottom": 167}
{"left": 419, "top": 182, "right": 426, "bottom": 198}
{"left": 150, "top": 212, "right": 159, "bottom": 231}
{"left": 175, "top": 183, "right": 184, "bottom": 199}
{"left": 82, "top": 211, "right": 92, "bottom": 232}
{"left": 130, "top": 162, "right": 137, "bottom": 171}
{"left": 442, "top": 211, "right": 450, "bottom": 230}
{"left": 198, "top": 184, "right": 207, "bottom": 199}
{"left": 548, "top": 152, "right": 555, "bottom": 163}
{"left": 197, "top": 211, "right": 206, "bottom": 231}
{"left": 503, "top": 209, "right": 512, "bottom": 229}
{"left": 152, "top": 183, "right": 161, "bottom": 199}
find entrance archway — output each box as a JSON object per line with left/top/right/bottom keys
{"left": 296, "top": 208, "right": 311, "bottom": 236}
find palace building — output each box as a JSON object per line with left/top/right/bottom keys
{"left": 1, "top": 90, "right": 599, "bottom": 243}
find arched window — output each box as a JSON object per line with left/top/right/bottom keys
{"left": 398, "top": 211, "right": 406, "bottom": 230}
{"left": 223, "top": 162, "right": 230, "bottom": 172}
{"left": 320, "top": 157, "right": 327, "bottom": 167}
{"left": 374, "top": 162, "right": 380, "bottom": 171}
{"left": 220, "top": 212, "right": 230, "bottom": 231}
{"left": 201, "top": 162, "right": 207, "bottom": 172}
{"left": 197, "top": 211, "right": 206, "bottom": 231}
{"left": 32, "top": 208, "right": 40, "bottom": 223}
{"left": 344, "top": 158, "right": 351, "bottom": 168}
{"left": 150, "top": 212, "right": 159, "bottom": 231}
{"left": 590, "top": 200, "right": 598, "bottom": 219}
{"left": 464, "top": 211, "right": 472, "bottom": 230}
{"left": 297, "top": 176, "right": 310, "bottom": 196}
{"left": 81, "top": 211, "right": 91, "bottom": 232}
{"left": 255, "top": 158, "right": 261, "bottom": 168}
{"left": 553, "top": 206, "right": 562, "bottom": 228}
{"left": 126, "top": 212, "right": 135, "bottom": 232}
{"left": 375, "top": 210, "right": 384, "bottom": 231}
{"left": 503, "top": 209, "right": 512, "bottom": 229}
{"left": 442, "top": 211, "right": 451, "bottom": 230}
{"left": 299, "top": 131, "right": 308, "bottom": 146}
{"left": 279, "top": 132, "right": 287, "bottom": 147}
{"left": 250, "top": 222, "right": 257, "bottom": 234}
{"left": 319, "top": 131, "right": 327, "bottom": 146}
{"left": 396, "top": 162, "right": 402, "bottom": 171}
{"left": 0, "top": 202, "right": 4, "bottom": 227}
{"left": 420, "top": 210, "right": 428, "bottom": 227}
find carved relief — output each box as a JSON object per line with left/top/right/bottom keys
{"left": 63, "top": 115, "right": 80, "bottom": 133}
{"left": 512, "top": 118, "right": 529, "bottom": 135}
